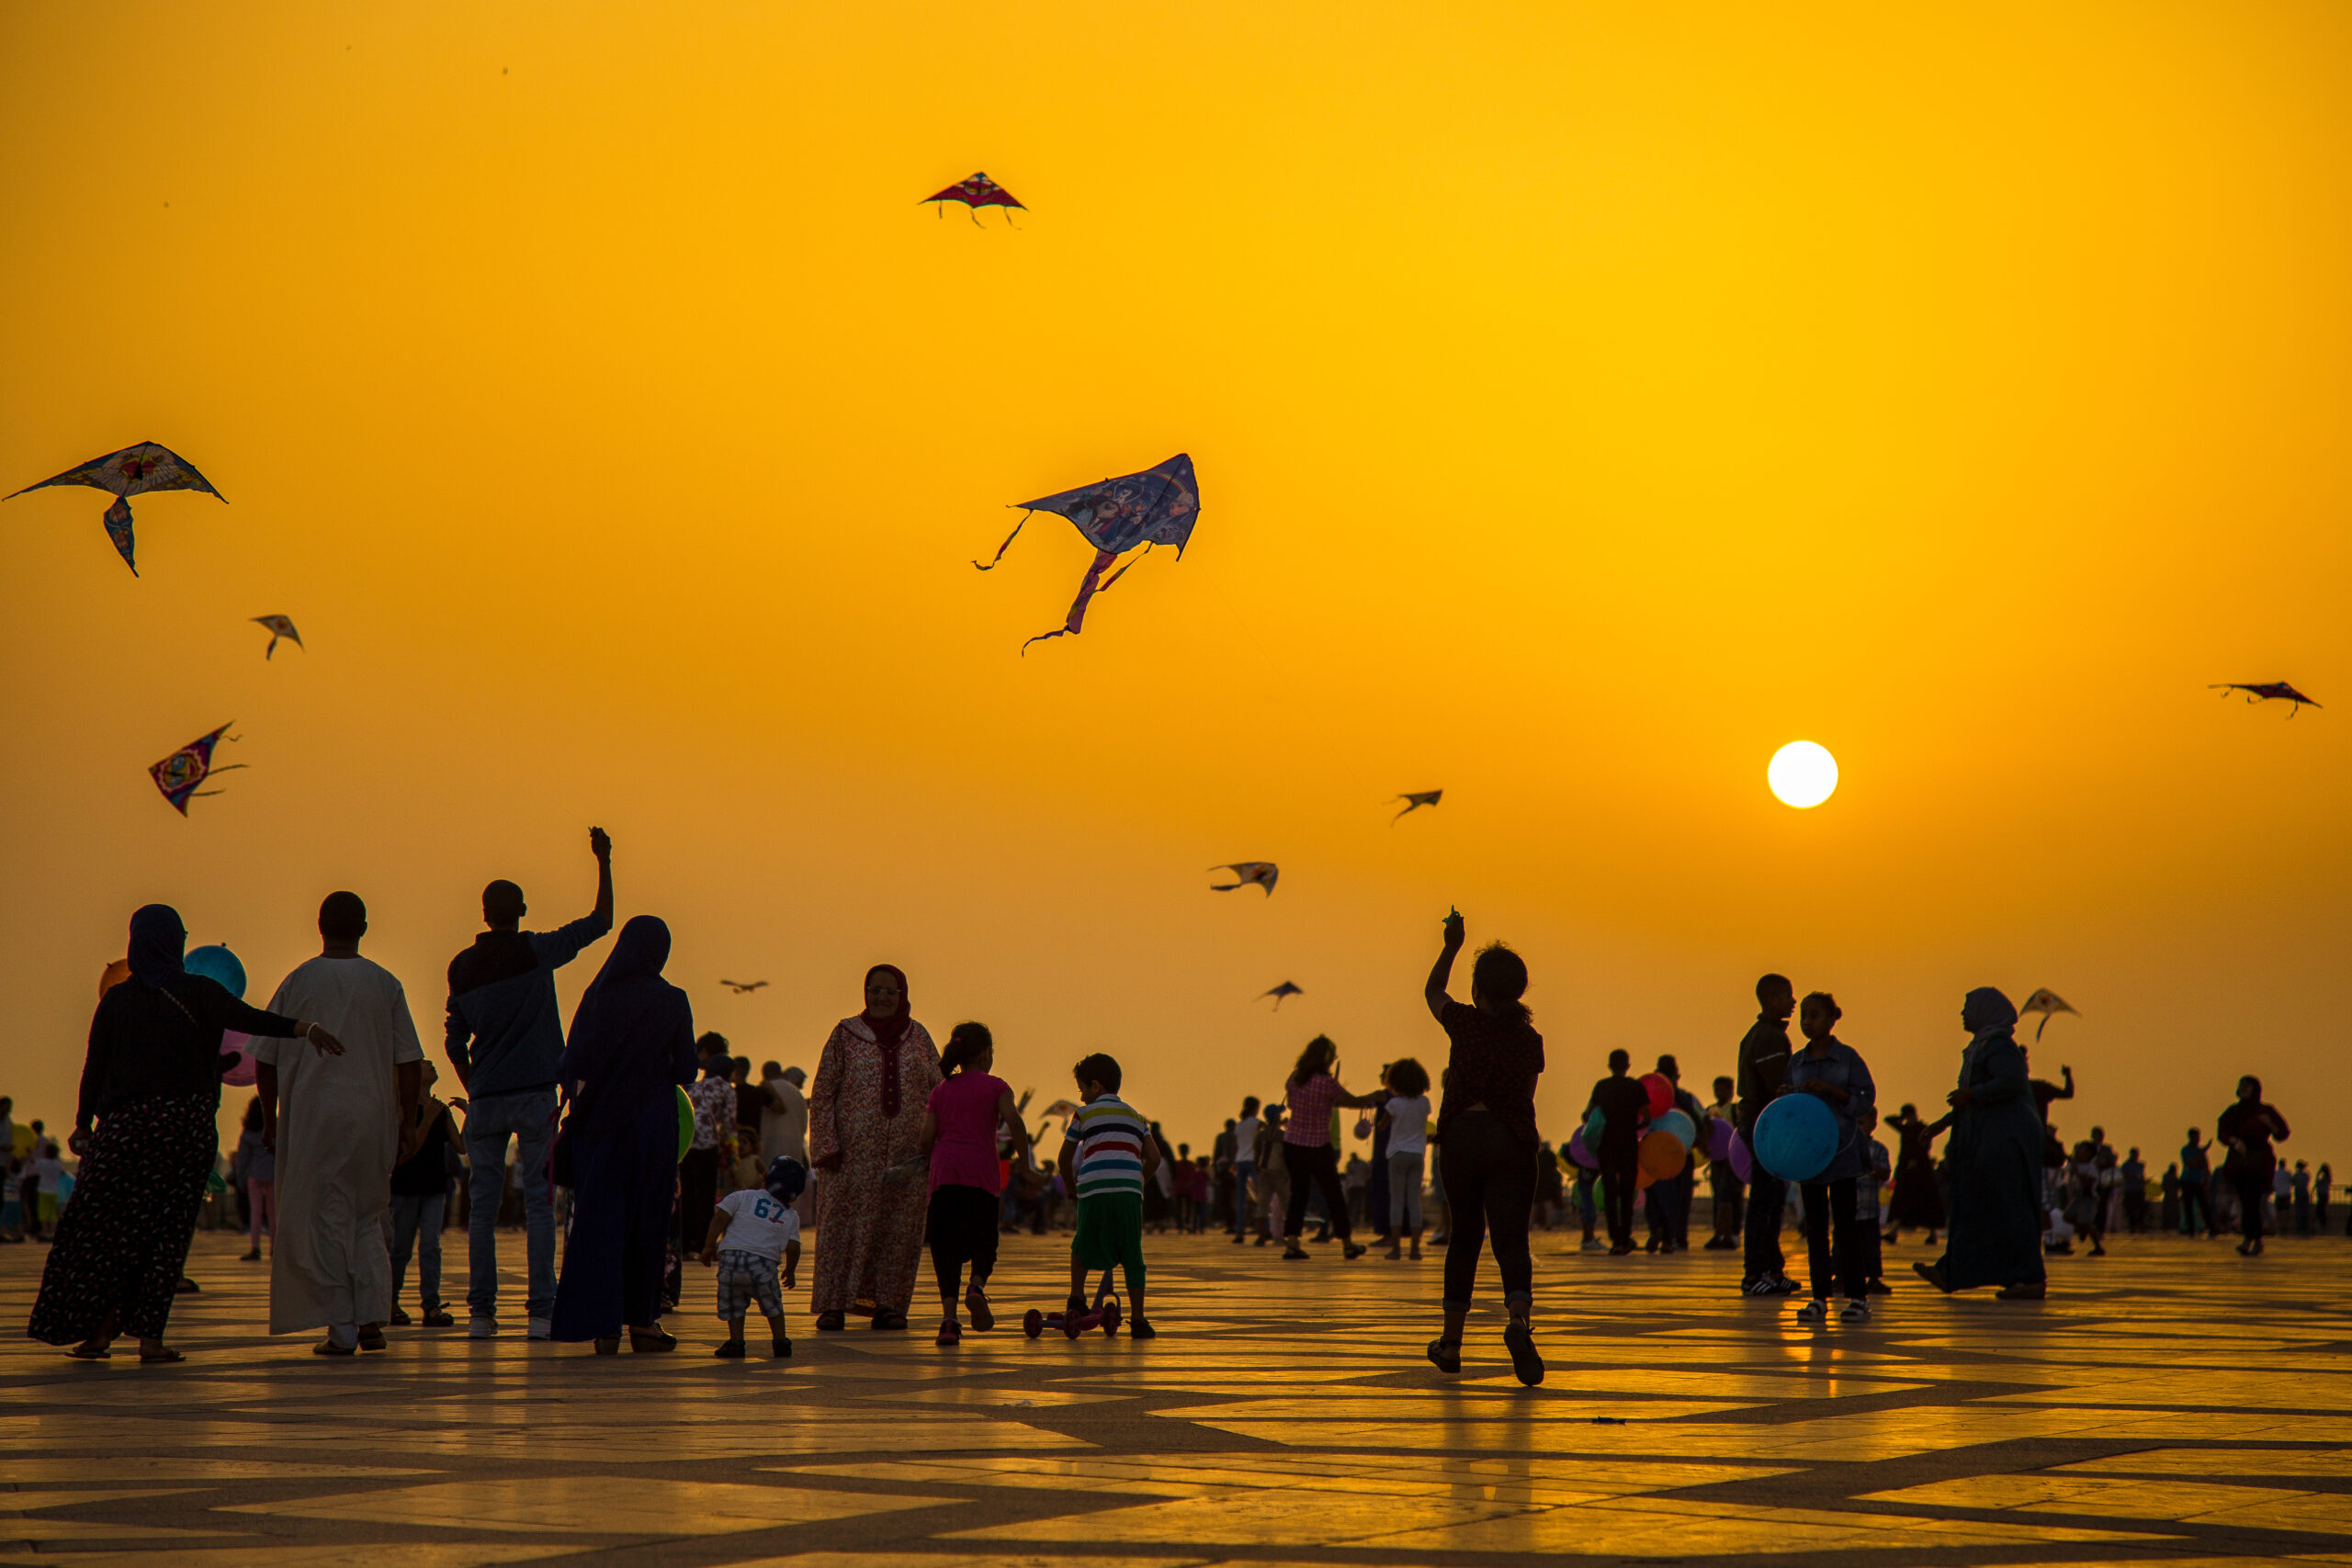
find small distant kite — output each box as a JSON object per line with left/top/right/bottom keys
{"left": 2018, "top": 988, "right": 2078, "bottom": 1041}
{"left": 975, "top": 454, "right": 1201, "bottom": 652}
{"left": 1210, "top": 862, "right": 1279, "bottom": 896}
{"left": 1037, "top": 1099, "right": 1082, "bottom": 1124}
{"left": 150, "top": 723, "right": 245, "bottom": 815}
{"left": 922, "top": 172, "right": 1024, "bottom": 225}
{"left": 252, "top": 615, "right": 303, "bottom": 660}
{"left": 2211, "top": 682, "right": 2320, "bottom": 717}
{"left": 720, "top": 979, "right": 769, "bottom": 994}
{"left": 1390, "top": 790, "right": 1442, "bottom": 824}
{"left": 6, "top": 442, "right": 225, "bottom": 576}
{"left": 1260, "top": 982, "right": 1304, "bottom": 1010}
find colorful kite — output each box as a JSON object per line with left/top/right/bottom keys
{"left": 1210, "top": 862, "right": 1278, "bottom": 895}
{"left": 720, "top": 979, "right": 769, "bottom": 994}
{"left": 2018, "top": 987, "right": 2078, "bottom": 1041}
{"left": 975, "top": 454, "right": 1201, "bottom": 652}
{"left": 6, "top": 442, "right": 225, "bottom": 575}
{"left": 2211, "top": 682, "right": 2320, "bottom": 716}
{"left": 922, "top": 171, "right": 1024, "bottom": 225}
{"left": 149, "top": 723, "right": 245, "bottom": 815}
{"left": 1260, "top": 982, "right": 1304, "bottom": 1009}
{"left": 252, "top": 615, "right": 303, "bottom": 660}
{"left": 1390, "top": 789, "right": 1443, "bottom": 824}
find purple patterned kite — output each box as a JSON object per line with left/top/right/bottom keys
{"left": 922, "top": 171, "right": 1024, "bottom": 225}
{"left": 149, "top": 723, "right": 245, "bottom": 815}
{"left": 975, "top": 454, "right": 1201, "bottom": 652}
{"left": 6, "top": 442, "right": 225, "bottom": 575}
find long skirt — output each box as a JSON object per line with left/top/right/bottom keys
{"left": 810, "top": 1155, "right": 925, "bottom": 1315}
{"left": 1891, "top": 1162, "right": 1945, "bottom": 1227}
{"left": 28, "top": 1094, "right": 216, "bottom": 1345}
{"left": 1939, "top": 1133, "right": 2046, "bottom": 1291}
{"left": 549, "top": 1096, "right": 677, "bottom": 1342}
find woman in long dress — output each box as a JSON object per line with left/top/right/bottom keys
{"left": 30, "top": 905, "right": 340, "bottom": 1361}
{"left": 1915, "top": 988, "right": 2046, "bottom": 1300}
{"left": 2217, "top": 1077, "right": 2290, "bottom": 1257}
{"left": 550, "top": 915, "right": 697, "bottom": 1352}
{"left": 808, "top": 964, "right": 942, "bottom": 1331}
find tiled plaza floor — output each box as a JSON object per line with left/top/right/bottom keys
{"left": 3, "top": 1226, "right": 2350, "bottom": 1566}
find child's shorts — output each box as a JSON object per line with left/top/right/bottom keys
{"left": 1072, "top": 1192, "right": 1146, "bottom": 1292}
{"left": 714, "top": 1249, "right": 783, "bottom": 1321}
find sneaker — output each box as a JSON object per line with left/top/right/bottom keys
{"left": 936, "top": 1319, "right": 961, "bottom": 1346}
{"left": 1771, "top": 1275, "right": 1804, "bottom": 1295}
{"left": 1839, "top": 1299, "right": 1871, "bottom": 1323}
{"left": 1230, "top": 1232, "right": 1247, "bottom": 1245}
{"left": 965, "top": 1283, "right": 995, "bottom": 1333}
{"left": 467, "top": 1315, "right": 496, "bottom": 1339}
{"left": 713, "top": 1339, "right": 746, "bottom": 1358}
{"left": 1127, "top": 1315, "right": 1157, "bottom": 1339}
{"left": 1702, "top": 1235, "right": 1736, "bottom": 1250}
{"left": 1341, "top": 1242, "right": 1366, "bottom": 1260}
{"left": 1864, "top": 1279, "right": 1893, "bottom": 1296}
{"left": 772, "top": 1336, "right": 793, "bottom": 1358}
{"left": 526, "top": 1317, "right": 552, "bottom": 1341}
{"left": 1283, "top": 1245, "right": 1311, "bottom": 1261}
{"left": 1581, "top": 1238, "right": 1606, "bottom": 1252}
{"left": 1795, "top": 1299, "right": 1826, "bottom": 1324}
{"left": 1503, "top": 1320, "right": 1544, "bottom": 1386}
{"left": 1426, "top": 1337, "right": 1462, "bottom": 1373}
{"left": 1743, "top": 1276, "right": 1782, "bottom": 1297}
{"left": 1608, "top": 1243, "right": 1634, "bottom": 1257}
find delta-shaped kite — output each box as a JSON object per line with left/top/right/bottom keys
{"left": 1390, "top": 790, "right": 1442, "bottom": 823}
{"left": 2018, "top": 987, "right": 2077, "bottom": 1041}
{"left": 6, "top": 442, "right": 225, "bottom": 575}
{"left": 975, "top": 454, "right": 1200, "bottom": 652}
{"left": 2211, "top": 682, "right": 2320, "bottom": 716}
{"left": 150, "top": 723, "right": 245, "bottom": 815}
{"left": 1260, "top": 982, "right": 1304, "bottom": 1009}
{"left": 922, "top": 172, "right": 1024, "bottom": 225}
{"left": 1210, "top": 863, "right": 1278, "bottom": 895}
{"left": 253, "top": 615, "right": 303, "bottom": 660}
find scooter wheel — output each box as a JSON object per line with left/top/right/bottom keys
{"left": 1023, "top": 1309, "right": 1044, "bottom": 1339}
{"left": 1100, "top": 1299, "right": 1122, "bottom": 1337}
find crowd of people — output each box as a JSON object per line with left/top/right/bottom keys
{"left": 11, "top": 830, "right": 2324, "bottom": 1378}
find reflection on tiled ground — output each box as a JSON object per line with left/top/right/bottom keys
{"left": 3, "top": 1230, "right": 2350, "bottom": 1564}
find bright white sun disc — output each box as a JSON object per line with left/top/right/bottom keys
{"left": 1768, "top": 741, "right": 1838, "bottom": 808}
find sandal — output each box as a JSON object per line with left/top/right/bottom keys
{"left": 815, "top": 1311, "right": 846, "bottom": 1332}
{"left": 1426, "top": 1337, "right": 1462, "bottom": 1374}
{"left": 65, "top": 1344, "right": 111, "bottom": 1361}
{"left": 628, "top": 1328, "right": 679, "bottom": 1352}
{"left": 356, "top": 1326, "right": 387, "bottom": 1352}
{"left": 313, "top": 1338, "right": 356, "bottom": 1357}
{"left": 139, "top": 1348, "right": 186, "bottom": 1364}
{"left": 965, "top": 1283, "right": 994, "bottom": 1332}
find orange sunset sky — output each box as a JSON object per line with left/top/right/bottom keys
{"left": 3, "top": 2, "right": 2347, "bottom": 1168}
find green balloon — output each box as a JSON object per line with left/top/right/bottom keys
{"left": 676, "top": 1086, "right": 695, "bottom": 1162}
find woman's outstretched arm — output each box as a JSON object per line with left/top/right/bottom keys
{"left": 1424, "top": 910, "right": 1465, "bottom": 1021}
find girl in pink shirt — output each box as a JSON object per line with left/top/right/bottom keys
{"left": 918, "top": 1023, "right": 1034, "bottom": 1346}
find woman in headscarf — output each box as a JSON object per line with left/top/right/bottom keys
{"left": 549, "top": 916, "right": 697, "bottom": 1351}
{"left": 2217, "top": 1076, "right": 2290, "bottom": 1257}
{"left": 29, "top": 905, "right": 342, "bottom": 1361}
{"left": 1914, "top": 987, "right": 2046, "bottom": 1300}
{"left": 808, "top": 964, "right": 943, "bottom": 1331}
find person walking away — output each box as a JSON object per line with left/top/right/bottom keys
{"left": 1365, "top": 1068, "right": 1393, "bottom": 1245}
{"left": 2159, "top": 1164, "right": 2180, "bottom": 1233}
{"left": 680, "top": 1057, "right": 736, "bottom": 1252}
{"left": 808, "top": 965, "right": 943, "bottom": 1332}
{"left": 1737, "top": 975, "right": 1801, "bottom": 1296}
{"left": 445, "top": 828, "right": 615, "bottom": 1341}
{"left": 30, "top": 905, "right": 342, "bottom": 1361}
{"left": 2316, "top": 1163, "right": 2333, "bottom": 1234}
{"left": 1586, "top": 1051, "right": 1647, "bottom": 1256}
{"left": 1253, "top": 1106, "right": 1289, "bottom": 1245}
{"left": 234, "top": 1099, "right": 276, "bottom": 1260}
{"left": 258, "top": 892, "right": 424, "bottom": 1355}
{"left": 2120, "top": 1147, "right": 2147, "bottom": 1234}
{"left": 2290, "top": 1161, "right": 2312, "bottom": 1235}
{"left": 702, "top": 1156, "right": 803, "bottom": 1357}
{"left": 1782, "top": 993, "right": 1877, "bottom": 1324}
{"left": 2217, "top": 1077, "right": 2289, "bottom": 1257}
{"left": 549, "top": 916, "right": 697, "bottom": 1351}
{"left": 1422, "top": 911, "right": 1546, "bottom": 1385}
{"left": 1914, "top": 988, "right": 2045, "bottom": 1300}
{"left": 2180, "top": 1129, "right": 2212, "bottom": 1236}
{"left": 1060, "top": 1054, "right": 1159, "bottom": 1337}
{"left": 1855, "top": 1106, "right": 1891, "bottom": 1292}
{"left": 1883, "top": 1103, "right": 1945, "bottom": 1246}
{"left": 1703, "top": 1075, "right": 1741, "bottom": 1249}
{"left": 390, "top": 1061, "right": 462, "bottom": 1326}
{"left": 1229, "top": 1097, "right": 1261, "bottom": 1242}
{"left": 1656, "top": 1055, "right": 1704, "bottom": 1252}
{"left": 1212, "top": 1119, "right": 1238, "bottom": 1235}
{"left": 1383, "top": 1057, "right": 1431, "bottom": 1259}
{"left": 919, "top": 1022, "right": 1033, "bottom": 1345}
{"left": 758, "top": 1064, "right": 811, "bottom": 1224}
{"left": 1276, "top": 1038, "right": 1381, "bottom": 1261}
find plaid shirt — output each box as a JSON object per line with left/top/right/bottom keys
{"left": 1283, "top": 1072, "right": 1341, "bottom": 1147}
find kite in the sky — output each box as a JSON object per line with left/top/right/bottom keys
{"left": 922, "top": 171, "right": 1024, "bottom": 225}
{"left": 975, "top": 454, "right": 1201, "bottom": 652}
{"left": 720, "top": 979, "right": 769, "bottom": 994}
{"left": 2211, "top": 682, "right": 2320, "bottom": 716}
{"left": 1390, "top": 790, "right": 1442, "bottom": 824}
{"left": 252, "top": 615, "right": 303, "bottom": 660}
{"left": 1210, "top": 862, "right": 1278, "bottom": 896}
{"left": 1260, "top": 982, "right": 1303, "bottom": 1009}
{"left": 150, "top": 723, "right": 245, "bottom": 815}
{"left": 2018, "top": 987, "right": 2078, "bottom": 1041}
{"left": 6, "top": 442, "right": 225, "bottom": 575}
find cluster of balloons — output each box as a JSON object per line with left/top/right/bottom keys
{"left": 1563, "top": 1071, "right": 1739, "bottom": 1190}
{"left": 98, "top": 942, "right": 256, "bottom": 1085}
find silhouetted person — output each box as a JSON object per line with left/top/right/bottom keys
{"left": 2179, "top": 1128, "right": 2212, "bottom": 1235}
{"left": 2217, "top": 1076, "right": 2290, "bottom": 1258}
{"left": 2029, "top": 1063, "right": 2074, "bottom": 1127}
{"left": 1737, "top": 974, "right": 1799, "bottom": 1295}
{"left": 445, "top": 828, "right": 615, "bottom": 1340}
{"left": 1586, "top": 1049, "right": 1646, "bottom": 1256}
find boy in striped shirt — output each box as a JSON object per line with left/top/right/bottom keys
{"left": 1060, "top": 1054, "right": 1160, "bottom": 1338}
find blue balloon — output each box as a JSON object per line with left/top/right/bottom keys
{"left": 1753, "top": 1093, "right": 1838, "bottom": 1182}
{"left": 184, "top": 944, "right": 246, "bottom": 998}
{"left": 1652, "top": 1109, "right": 1696, "bottom": 1150}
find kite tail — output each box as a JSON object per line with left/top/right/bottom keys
{"left": 103, "top": 496, "right": 138, "bottom": 576}
{"left": 973, "top": 512, "right": 1030, "bottom": 571}
{"left": 2035, "top": 1016, "right": 2049, "bottom": 1041}
{"left": 1020, "top": 547, "right": 1118, "bottom": 655}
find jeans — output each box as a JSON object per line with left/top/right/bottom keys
{"left": 1231, "top": 1163, "right": 1253, "bottom": 1233}
{"left": 389, "top": 1191, "right": 447, "bottom": 1309}
{"left": 2180, "top": 1182, "right": 2209, "bottom": 1235}
{"left": 466, "top": 1086, "right": 559, "bottom": 1319}
{"left": 1801, "top": 1177, "right": 1863, "bottom": 1301}
{"left": 1388, "top": 1150, "right": 1425, "bottom": 1230}
{"left": 1744, "top": 1167, "right": 1787, "bottom": 1282}
{"left": 1600, "top": 1160, "right": 1636, "bottom": 1247}
{"left": 1435, "top": 1110, "right": 1534, "bottom": 1310}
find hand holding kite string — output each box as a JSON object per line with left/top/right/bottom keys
{"left": 975, "top": 455, "right": 1201, "bottom": 652}
{"left": 1390, "top": 790, "right": 1442, "bottom": 823}
{"left": 6, "top": 442, "right": 225, "bottom": 575}
{"left": 2211, "top": 682, "right": 2320, "bottom": 716}
{"left": 1209, "top": 862, "right": 1278, "bottom": 895}
{"left": 1260, "top": 982, "right": 1303, "bottom": 1009}
{"left": 252, "top": 615, "right": 303, "bottom": 660}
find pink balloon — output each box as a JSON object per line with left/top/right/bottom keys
{"left": 1566, "top": 1126, "right": 1599, "bottom": 1170}
{"left": 1638, "top": 1072, "right": 1673, "bottom": 1117}
{"left": 1729, "top": 1128, "right": 1753, "bottom": 1182}
{"left": 1706, "top": 1115, "right": 1735, "bottom": 1160}
{"left": 220, "top": 1030, "right": 256, "bottom": 1088}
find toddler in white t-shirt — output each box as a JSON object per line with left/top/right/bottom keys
{"left": 701, "top": 1157, "right": 803, "bottom": 1358}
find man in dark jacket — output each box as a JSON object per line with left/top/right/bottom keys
{"left": 1737, "top": 973, "right": 1802, "bottom": 1296}
{"left": 446, "top": 827, "right": 614, "bottom": 1339}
